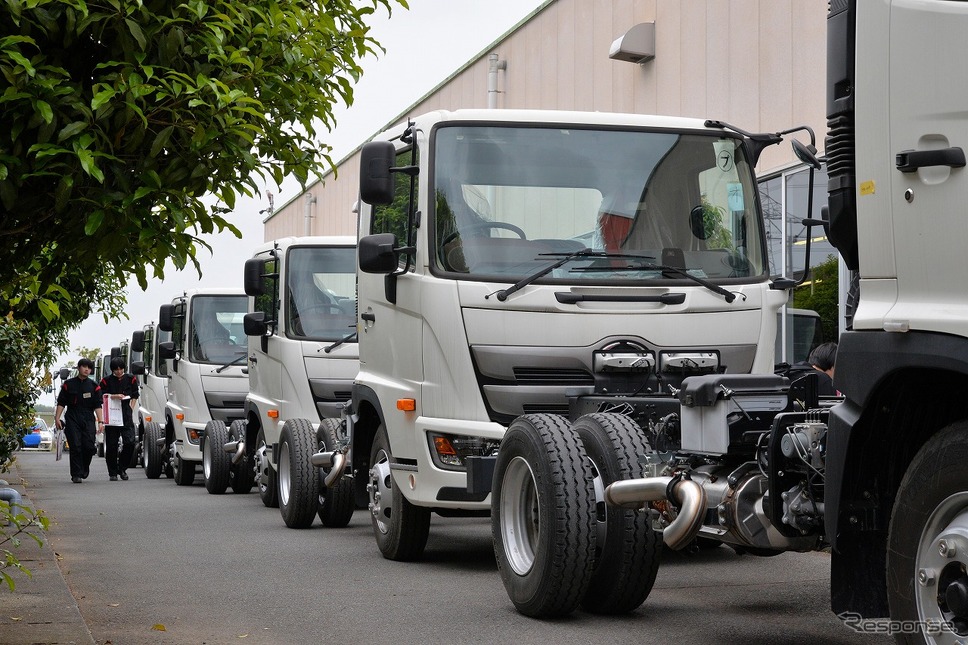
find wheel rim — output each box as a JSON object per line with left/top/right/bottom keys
{"left": 588, "top": 457, "right": 608, "bottom": 563}
{"left": 256, "top": 436, "right": 270, "bottom": 494}
{"left": 202, "top": 441, "right": 212, "bottom": 478}
{"left": 500, "top": 456, "right": 540, "bottom": 576}
{"left": 368, "top": 448, "right": 392, "bottom": 535}
{"left": 916, "top": 492, "right": 968, "bottom": 642}
{"left": 279, "top": 440, "right": 291, "bottom": 506}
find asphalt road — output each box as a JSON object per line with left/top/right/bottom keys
{"left": 11, "top": 450, "right": 892, "bottom": 645}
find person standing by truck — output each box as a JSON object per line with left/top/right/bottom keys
{"left": 99, "top": 357, "right": 140, "bottom": 481}
{"left": 54, "top": 358, "right": 104, "bottom": 483}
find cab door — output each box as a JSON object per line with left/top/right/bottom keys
{"left": 885, "top": 0, "right": 968, "bottom": 335}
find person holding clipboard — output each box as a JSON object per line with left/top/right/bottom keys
{"left": 99, "top": 357, "right": 140, "bottom": 481}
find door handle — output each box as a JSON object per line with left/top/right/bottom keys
{"left": 896, "top": 147, "right": 966, "bottom": 173}
{"left": 361, "top": 313, "right": 376, "bottom": 322}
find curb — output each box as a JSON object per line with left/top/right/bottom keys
{"left": 1, "top": 464, "right": 96, "bottom": 645}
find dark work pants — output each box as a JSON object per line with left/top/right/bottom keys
{"left": 64, "top": 421, "right": 96, "bottom": 479}
{"left": 105, "top": 425, "right": 136, "bottom": 476}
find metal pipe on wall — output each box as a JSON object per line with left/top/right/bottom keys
{"left": 487, "top": 53, "right": 506, "bottom": 109}
{"left": 304, "top": 192, "right": 316, "bottom": 236}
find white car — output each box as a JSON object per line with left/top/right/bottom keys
{"left": 22, "top": 418, "right": 53, "bottom": 451}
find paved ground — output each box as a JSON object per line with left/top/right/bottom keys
{"left": 1, "top": 453, "right": 95, "bottom": 645}
{"left": 2, "top": 449, "right": 894, "bottom": 645}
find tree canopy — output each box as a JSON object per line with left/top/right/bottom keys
{"left": 0, "top": 0, "right": 406, "bottom": 472}
{"left": 1, "top": 0, "right": 406, "bottom": 339}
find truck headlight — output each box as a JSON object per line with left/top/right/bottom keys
{"left": 428, "top": 433, "right": 500, "bottom": 471}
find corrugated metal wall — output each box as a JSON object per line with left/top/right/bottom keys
{"left": 266, "top": 0, "right": 826, "bottom": 240}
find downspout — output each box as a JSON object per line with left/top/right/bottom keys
{"left": 0, "top": 487, "right": 24, "bottom": 517}
{"left": 304, "top": 192, "right": 316, "bottom": 236}
{"left": 487, "top": 53, "right": 507, "bottom": 109}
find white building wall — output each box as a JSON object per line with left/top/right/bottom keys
{"left": 266, "top": 0, "right": 827, "bottom": 239}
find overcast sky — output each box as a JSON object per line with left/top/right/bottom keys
{"left": 40, "top": 0, "right": 546, "bottom": 405}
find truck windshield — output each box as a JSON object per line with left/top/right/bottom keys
{"left": 433, "top": 124, "right": 766, "bottom": 284}
{"left": 286, "top": 246, "right": 357, "bottom": 341}
{"left": 189, "top": 296, "right": 248, "bottom": 364}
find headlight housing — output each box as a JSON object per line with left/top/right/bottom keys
{"left": 428, "top": 432, "right": 500, "bottom": 471}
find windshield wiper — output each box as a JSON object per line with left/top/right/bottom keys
{"left": 322, "top": 329, "right": 358, "bottom": 354}
{"left": 488, "top": 249, "right": 736, "bottom": 303}
{"left": 216, "top": 351, "right": 249, "bottom": 373}
{"left": 487, "top": 249, "right": 609, "bottom": 301}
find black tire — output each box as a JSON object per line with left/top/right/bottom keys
{"left": 573, "top": 413, "right": 660, "bottom": 614}
{"left": 129, "top": 435, "right": 141, "bottom": 470}
{"left": 203, "top": 420, "right": 231, "bottom": 495}
{"left": 888, "top": 422, "right": 968, "bottom": 642}
{"left": 143, "top": 421, "right": 164, "bottom": 479}
{"left": 229, "top": 420, "right": 255, "bottom": 494}
{"left": 256, "top": 427, "right": 278, "bottom": 508}
{"left": 278, "top": 419, "right": 319, "bottom": 528}
{"left": 317, "top": 419, "right": 354, "bottom": 528}
{"left": 492, "top": 414, "right": 596, "bottom": 618}
{"left": 368, "top": 424, "right": 431, "bottom": 560}
{"left": 173, "top": 451, "right": 195, "bottom": 486}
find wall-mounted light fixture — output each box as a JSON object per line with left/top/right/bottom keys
{"left": 609, "top": 22, "right": 656, "bottom": 64}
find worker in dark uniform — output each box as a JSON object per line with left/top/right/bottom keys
{"left": 54, "top": 358, "right": 104, "bottom": 483}
{"left": 98, "top": 357, "right": 140, "bottom": 481}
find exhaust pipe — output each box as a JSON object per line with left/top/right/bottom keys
{"left": 310, "top": 450, "right": 347, "bottom": 488}
{"left": 223, "top": 440, "right": 245, "bottom": 464}
{"left": 604, "top": 476, "right": 707, "bottom": 550}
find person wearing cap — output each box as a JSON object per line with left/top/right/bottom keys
{"left": 98, "top": 357, "right": 140, "bottom": 481}
{"left": 54, "top": 358, "right": 104, "bottom": 483}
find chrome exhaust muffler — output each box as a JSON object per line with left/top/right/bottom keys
{"left": 605, "top": 476, "right": 707, "bottom": 550}
{"left": 223, "top": 440, "right": 245, "bottom": 464}
{"left": 311, "top": 450, "right": 347, "bottom": 488}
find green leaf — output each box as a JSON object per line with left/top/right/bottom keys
{"left": 149, "top": 125, "right": 174, "bottom": 157}
{"left": 33, "top": 100, "right": 52, "bottom": 124}
{"left": 84, "top": 210, "right": 104, "bottom": 235}
{"left": 91, "top": 89, "right": 115, "bottom": 111}
{"left": 57, "top": 121, "right": 87, "bottom": 142}
{"left": 125, "top": 18, "right": 147, "bottom": 50}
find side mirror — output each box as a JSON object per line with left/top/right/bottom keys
{"left": 360, "top": 141, "right": 396, "bottom": 206}
{"left": 130, "top": 330, "right": 145, "bottom": 353}
{"left": 243, "top": 312, "right": 268, "bottom": 337}
{"left": 131, "top": 361, "right": 146, "bottom": 376}
{"left": 244, "top": 258, "right": 266, "bottom": 296}
{"left": 110, "top": 346, "right": 121, "bottom": 359}
{"left": 158, "top": 341, "right": 176, "bottom": 360}
{"left": 792, "top": 139, "right": 822, "bottom": 170}
{"left": 689, "top": 205, "right": 713, "bottom": 240}
{"left": 158, "top": 304, "right": 174, "bottom": 332}
{"left": 359, "top": 233, "right": 399, "bottom": 274}
{"left": 59, "top": 368, "right": 70, "bottom": 381}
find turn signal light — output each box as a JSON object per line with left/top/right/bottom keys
{"left": 188, "top": 429, "right": 200, "bottom": 441}
{"left": 397, "top": 399, "right": 416, "bottom": 411}
{"left": 268, "top": 409, "right": 279, "bottom": 419}
{"left": 433, "top": 436, "right": 456, "bottom": 456}
{"left": 145, "top": 416, "right": 152, "bottom": 422}
{"left": 175, "top": 413, "right": 185, "bottom": 421}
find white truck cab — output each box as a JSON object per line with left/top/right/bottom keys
{"left": 239, "top": 236, "right": 358, "bottom": 527}
{"left": 130, "top": 322, "right": 171, "bottom": 478}
{"left": 352, "top": 109, "right": 798, "bottom": 563}
{"left": 156, "top": 289, "right": 249, "bottom": 486}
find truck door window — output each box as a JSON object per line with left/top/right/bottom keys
{"left": 371, "top": 145, "right": 418, "bottom": 267}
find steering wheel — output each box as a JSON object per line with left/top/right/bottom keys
{"left": 440, "top": 221, "right": 527, "bottom": 249}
